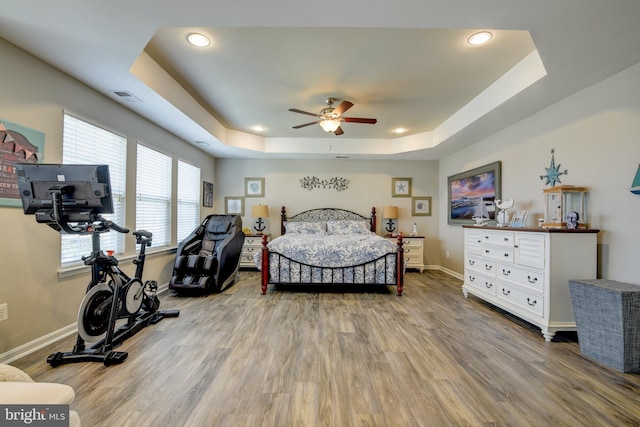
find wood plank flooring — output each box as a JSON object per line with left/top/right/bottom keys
{"left": 11, "top": 271, "right": 640, "bottom": 426}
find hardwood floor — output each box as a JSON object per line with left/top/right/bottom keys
{"left": 12, "top": 271, "right": 640, "bottom": 426}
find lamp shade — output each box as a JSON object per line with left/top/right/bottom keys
{"left": 382, "top": 206, "right": 399, "bottom": 219}
{"left": 252, "top": 204, "right": 269, "bottom": 218}
{"left": 319, "top": 119, "right": 341, "bottom": 132}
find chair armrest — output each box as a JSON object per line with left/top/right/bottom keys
{"left": 0, "top": 382, "right": 75, "bottom": 404}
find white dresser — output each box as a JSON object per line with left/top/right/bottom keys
{"left": 239, "top": 234, "right": 267, "bottom": 269}
{"left": 462, "top": 226, "right": 599, "bottom": 341}
{"left": 386, "top": 236, "right": 425, "bottom": 272}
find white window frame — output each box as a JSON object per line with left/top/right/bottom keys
{"left": 136, "top": 144, "right": 172, "bottom": 248}
{"left": 61, "top": 113, "right": 127, "bottom": 265}
{"left": 177, "top": 160, "right": 201, "bottom": 242}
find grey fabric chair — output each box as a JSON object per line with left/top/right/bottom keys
{"left": 169, "top": 215, "right": 244, "bottom": 293}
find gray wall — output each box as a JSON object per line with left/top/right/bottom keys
{"left": 439, "top": 61, "right": 640, "bottom": 284}
{"left": 0, "top": 39, "right": 216, "bottom": 357}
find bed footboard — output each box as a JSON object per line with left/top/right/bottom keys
{"left": 260, "top": 234, "right": 404, "bottom": 296}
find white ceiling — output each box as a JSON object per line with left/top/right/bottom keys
{"left": 1, "top": 1, "right": 640, "bottom": 160}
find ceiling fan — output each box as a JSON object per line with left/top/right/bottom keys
{"left": 289, "top": 97, "right": 377, "bottom": 135}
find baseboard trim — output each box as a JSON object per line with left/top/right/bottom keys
{"left": 0, "top": 284, "right": 171, "bottom": 365}
{"left": 0, "top": 323, "right": 77, "bottom": 364}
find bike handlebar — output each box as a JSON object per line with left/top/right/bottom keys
{"left": 102, "top": 219, "right": 129, "bottom": 234}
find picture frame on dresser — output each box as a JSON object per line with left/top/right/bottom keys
{"left": 447, "top": 161, "right": 501, "bottom": 225}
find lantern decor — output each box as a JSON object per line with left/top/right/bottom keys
{"left": 542, "top": 185, "right": 588, "bottom": 229}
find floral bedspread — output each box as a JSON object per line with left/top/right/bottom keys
{"left": 253, "top": 233, "right": 399, "bottom": 284}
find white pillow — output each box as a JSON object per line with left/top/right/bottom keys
{"left": 284, "top": 221, "right": 326, "bottom": 235}
{"left": 326, "top": 220, "right": 371, "bottom": 235}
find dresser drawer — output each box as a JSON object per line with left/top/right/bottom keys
{"left": 482, "top": 245, "right": 514, "bottom": 262}
{"left": 497, "top": 283, "right": 544, "bottom": 318}
{"left": 465, "top": 270, "right": 497, "bottom": 296}
{"left": 497, "top": 262, "right": 545, "bottom": 293}
{"left": 482, "top": 231, "right": 514, "bottom": 247}
{"left": 243, "top": 236, "right": 262, "bottom": 246}
{"left": 466, "top": 254, "right": 496, "bottom": 277}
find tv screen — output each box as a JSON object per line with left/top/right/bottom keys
{"left": 15, "top": 164, "right": 114, "bottom": 219}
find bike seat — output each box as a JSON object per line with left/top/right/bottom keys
{"left": 133, "top": 230, "right": 152, "bottom": 239}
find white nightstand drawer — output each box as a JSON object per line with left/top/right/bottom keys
{"left": 466, "top": 254, "right": 496, "bottom": 277}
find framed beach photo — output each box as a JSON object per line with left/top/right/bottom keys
{"left": 447, "top": 161, "right": 502, "bottom": 225}
{"left": 225, "top": 196, "right": 244, "bottom": 216}
{"left": 392, "top": 177, "right": 412, "bottom": 197}
{"left": 412, "top": 196, "right": 432, "bottom": 216}
{"left": 245, "top": 177, "right": 265, "bottom": 197}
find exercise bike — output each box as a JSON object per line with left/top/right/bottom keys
{"left": 46, "top": 214, "right": 179, "bottom": 367}
{"left": 15, "top": 163, "right": 179, "bottom": 367}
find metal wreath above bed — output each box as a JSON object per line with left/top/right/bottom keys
{"left": 258, "top": 206, "right": 404, "bottom": 296}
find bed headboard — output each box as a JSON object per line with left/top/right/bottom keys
{"left": 280, "top": 206, "right": 377, "bottom": 235}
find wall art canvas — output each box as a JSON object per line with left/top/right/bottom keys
{"left": 447, "top": 161, "right": 501, "bottom": 225}
{"left": 0, "top": 119, "right": 45, "bottom": 207}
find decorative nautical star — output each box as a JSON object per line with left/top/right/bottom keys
{"left": 540, "top": 148, "right": 568, "bottom": 187}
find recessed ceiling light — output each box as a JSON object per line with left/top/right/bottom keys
{"left": 252, "top": 125, "right": 265, "bottom": 132}
{"left": 187, "top": 33, "right": 210, "bottom": 47}
{"left": 468, "top": 31, "right": 493, "bottom": 45}
{"left": 393, "top": 127, "right": 407, "bottom": 134}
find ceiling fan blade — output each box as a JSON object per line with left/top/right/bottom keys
{"left": 343, "top": 117, "right": 377, "bottom": 124}
{"left": 289, "top": 108, "right": 319, "bottom": 117}
{"left": 292, "top": 121, "right": 317, "bottom": 129}
{"left": 334, "top": 126, "right": 344, "bottom": 136}
{"left": 333, "top": 101, "right": 354, "bottom": 116}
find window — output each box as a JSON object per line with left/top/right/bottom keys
{"left": 136, "top": 144, "right": 172, "bottom": 248}
{"left": 61, "top": 114, "right": 127, "bottom": 265}
{"left": 177, "top": 160, "right": 201, "bottom": 242}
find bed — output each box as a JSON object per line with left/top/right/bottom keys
{"left": 254, "top": 207, "right": 405, "bottom": 295}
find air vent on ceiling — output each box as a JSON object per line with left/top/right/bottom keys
{"left": 112, "top": 90, "right": 142, "bottom": 103}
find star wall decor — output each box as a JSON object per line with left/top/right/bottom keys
{"left": 540, "top": 148, "right": 568, "bottom": 187}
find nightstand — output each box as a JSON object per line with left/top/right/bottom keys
{"left": 385, "top": 235, "right": 425, "bottom": 272}
{"left": 240, "top": 234, "right": 267, "bottom": 269}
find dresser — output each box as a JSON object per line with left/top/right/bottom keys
{"left": 239, "top": 234, "right": 267, "bottom": 269}
{"left": 386, "top": 235, "right": 425, "bottom": 272}
{"left": 462, "top": 225, "right": 598, "bottom": 341}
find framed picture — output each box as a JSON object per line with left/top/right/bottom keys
{"left": 203, "top": 181, "right": 213, "bottom": 207}
{"left": 225, "top": 196, "right": 244, "bottom": 216}
{"left": 447, "top": 161, "right": 501, "bottom": 225}
{"left": 412, "top": 196, "right": 432, "bottom": 216}
{"left": 510, "top": 210, "right": 529, "bottom": 228}
{"left": 392, "top": 177, "right": 412, "bottom": 197}
{"left": 245, "top": 177, "right": 265, "bottom": 197}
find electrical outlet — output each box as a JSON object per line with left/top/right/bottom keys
{"left": 0, "top": 303, "right": 7, "bottom": 321}
{"left": 446, "top": 251, "right": 450, "bottom": 258}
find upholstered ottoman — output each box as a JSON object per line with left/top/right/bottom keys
{"left": 0, "top": 363, "right": 81, "bottom": 426}
{"left": 568, "top": 279, "right": 640, "bottom": 373}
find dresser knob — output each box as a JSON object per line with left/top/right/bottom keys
{"left": 485, "top": 265, "right": 492, "bottom": 271}
{"left": 485, "top": 282, "right": 493, "bottom": 289}
{"left": 527, "top": 276, "right": 538, "bottom": 284}
{"left": 502, "top": 289, "right": 511, "bottom": 296}
{"left": 502, "top": 269, "right": 511, "bottom": 276}
{"left": 527, "top": 298, "right": 537, "bottom": 306}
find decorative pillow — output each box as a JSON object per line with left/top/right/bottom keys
{"left": 326, "top": 220, "right": 371, "bottom": 235}
{"left": 284, "top": 221, "right": 326, "bottom": 235}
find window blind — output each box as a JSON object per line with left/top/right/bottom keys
{"left": 136, "top": 144, "right": 172, "bottom": 248}
{"left": 177, "top": 160, "right": 201, "bottom": 242}
{"left": 61, "top": 113, "right": 127, "bottom": 265}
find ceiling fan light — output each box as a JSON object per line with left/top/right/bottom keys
{"left": 319, "top": 119, "right": 341, "bottom": 132}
